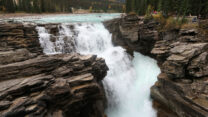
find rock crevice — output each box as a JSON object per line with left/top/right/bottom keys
{"left": 104, "top": 15, "right": 208, "bottom": 117}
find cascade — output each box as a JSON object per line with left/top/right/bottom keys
{"left": 37, "top": 22, "right": 160, "bottom": 117}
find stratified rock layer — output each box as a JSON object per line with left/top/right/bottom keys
{"left": 104, "top": 14, "right": 159, "bottom": 56}
{"left": 104, "top": 15, "right": 208, "bottom": 117}
{"left": 0, "top": 23, "right": 42, "bottom": 54}
{"left": 0, "top": 23, "right": 108, "bottom": 117}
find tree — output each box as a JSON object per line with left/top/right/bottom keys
{"left": 126, "top": 0, "right": 132, "bottom": 13}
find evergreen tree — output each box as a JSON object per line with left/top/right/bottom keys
{"left": 125, "top": 0, "right": 208, "bottom": 18}
{"left": 126, "top": 0, "right": 132, "bottom": 13}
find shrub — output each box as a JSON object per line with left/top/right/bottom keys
{"left": 153, "top": 13, "right": 189, "bottom": 31}
{"left": 128, "top": 11, "right": 137, "bottom": 15}
{"left": 153, "top": 12, "right": 166, "bottom": 26}
{"left": 144, "top": 5, "right": 153, "bottom": 20}
{"left": 164, "top": 17, "right": 181, "bottom": 30}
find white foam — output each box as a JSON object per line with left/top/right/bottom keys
{"left": 36, "top": 17, "right": 161, "bottom": 117}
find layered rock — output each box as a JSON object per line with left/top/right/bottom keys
{"left": 104, "top": 14, "right": 159, "bottom": 56}
{"left": 0, "top": 23, "right": 42, "bottom": 54}
{"left": 104, "top": 15, "right": 208, "bottom": 117}
{"left": 0, "top": 23, "right": 108, "bottom": 117}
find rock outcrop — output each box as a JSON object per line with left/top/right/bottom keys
{"left": 104, "top": 15, "right": 208, "bottom": 117}
{"left": 0, "top": 23, "right": 108, "bottom": 117}
{"left": 104, "top": 14, "right": 159, "bottom": 56}
{"left": 0, "top": 23, "right": 42, "bottom": 54}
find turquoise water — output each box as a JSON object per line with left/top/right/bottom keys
{"left": 6, "top": 13, "right": 121, "bottom": 23}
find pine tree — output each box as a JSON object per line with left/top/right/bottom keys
{"left": 126, "top": 0, "right": 132, "bottom": 13}
{"left": 40, "top": 0, "right": 45, "bottom": 12}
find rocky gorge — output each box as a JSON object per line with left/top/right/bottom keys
{"left": 0, "top": 23, "right": 108, "bottom": 117}
{"left": 104, "top": 14, "right": 208, "bottom": 117}
{"left": 0, "top": 13, "right": 208, "bottom": 117}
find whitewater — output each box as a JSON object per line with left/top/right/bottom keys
{"left": 34, "top": 14, "right": 161, "bottom": 117}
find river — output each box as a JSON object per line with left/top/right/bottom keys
{"left": 16, "top": 13, "right": 161, "bottom": 117}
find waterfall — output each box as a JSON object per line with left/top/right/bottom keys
{"left": 36, "top": 25, "right": 76, "bottom": 54}
{"left": 36, "top": 27, "right": 56, "bottom": 54}
{"left": 36, "top": 22, "right": 160, "bottom": 117}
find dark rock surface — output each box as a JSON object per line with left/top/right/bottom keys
{"left": 0, "top": 23, "right": 42, "bottom": 54}
{"left": 0, "top": 23, "right": 108, "bottom": 117}
{"left": 104, "top": 15, "right": 208, "bottom": 117}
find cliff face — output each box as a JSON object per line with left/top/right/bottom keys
{"left": 104, "top": 15, "right": 159, "bottom": 56}
{"left": 104, "top": 15, "right": 208, "bottom": 117}
{"left": 0, "top": 23, "right": 108, "bottom": 117}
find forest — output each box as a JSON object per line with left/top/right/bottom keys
{"left": 0, "top": 0, "right": 124, "bottom": 13}
{"left": 126, "top": 0, "right": 208, "bottom": 18}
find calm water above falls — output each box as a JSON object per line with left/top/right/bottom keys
{"left": 35, "top": 14, "right": 161, "bottom": 117}
{"left": 5, "top": 13, "right": 121, "bottom": 23}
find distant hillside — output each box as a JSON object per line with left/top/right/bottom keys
{"left": 0, "top": 0, "right": 125, "bottom": 13}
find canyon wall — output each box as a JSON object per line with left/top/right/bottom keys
{"left": 104, "top": 15, "right": 208, "bottom": 117}
{"left": 0, "top": 23, "right": 108, "bottom": 117}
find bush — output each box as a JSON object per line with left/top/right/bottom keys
{"left": 144, "top": 5, "right": 153, "bottom": 20}
{"left": 153, "top": 13, "right": 189, "bottom": 31}
{"left": 164, "top": 17, "right": 181, "bottom": 30}
{"left": 128, "top": 11, "right": 137, "bottom": 15}
{"left": 153, "top": 12, "right": 166, "bottom": 26}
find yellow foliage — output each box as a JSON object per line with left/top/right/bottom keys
{"left": 122, "top": 5, "right": 126, "bottom": 13}
{"left": 164, "top": 17, "right": 181, "bottom": 30}
{"left": 144, "top": 5, "right": 153, "bottom": 20}
{"left": 153, "top": 13, "right": 189, "bottom": 31}
{"left": 128, "top": 11, "right": 137, "bottom": 15}
{"left": 89, "top": 6, "right": 93, "bottom": 12}
{"left": 153, "top": 13, "right": 166, "bottom": 26}
{"left": 108, "top": 5, "right": 111, "bottom": 9}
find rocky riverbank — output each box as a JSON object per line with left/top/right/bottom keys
{"left": 0, "top": 23, "right": 108, "bottom": 117}
{"left": 104, "top": 14, "right": 208, "bottom": 117}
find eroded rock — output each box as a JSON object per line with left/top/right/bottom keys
{"left": 0, "top": 53, "right": 108, "bottom": 117}
{"left": 0, "top": 23, "right": 108, "bottom": 117}
{"left": 104, "top": 14, "right": 159, "bottom": 56}
{"left": 105, "top": 15, "right": 208, "bottom": 117}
